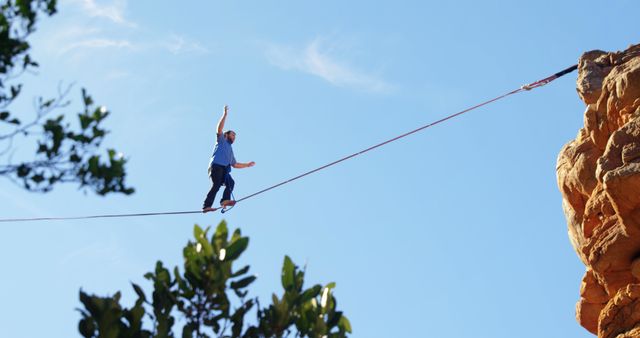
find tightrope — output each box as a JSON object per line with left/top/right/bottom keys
{"left": 0, "top": 210, "right": 204, "bottom": 222}
{"left": 0, "top": 64, "right": 578, "bottom": 223}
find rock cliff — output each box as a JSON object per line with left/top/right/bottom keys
{"left": 557, "top": 43, "right": 640, "bottom": 337}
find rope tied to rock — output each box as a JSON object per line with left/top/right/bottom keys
{"left": 521, "top": 64, "right": 578, "bottom": 91}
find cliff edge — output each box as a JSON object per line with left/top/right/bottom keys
{"left": 557, "top": 43, "right": 640, "bottom": 337}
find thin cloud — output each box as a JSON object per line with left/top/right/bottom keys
{"left": 266, "top": 38, "right": 393, "bottom": 93}
{"left": 75, "top": 0, "right": 136, "bottom": 27}
{"left": 36, "top": 17, "right": 136, "bottom": 57}
{"left": 163, "top": 34, "right": 210, "bottom": 55}
{"left": 58, "top": 238, "right": 126, "bottom": 266}
{"left": 44, "top": 2, "right": 209, "bottom": 58}
{"left": 106, "top": 69, "right": 131, "bottom": 80}
{"left": 0, "top": 189, "right": 49, "bottom": 217}
{"left": 60, "top": 38, "right": 134, "bottom": 54}
{"left": 44, "top": 26, "right": 207, "bottom": 58}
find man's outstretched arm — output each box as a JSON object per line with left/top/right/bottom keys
{"left": 232, "top": 161, "right": 255, "bottom": 169}
{"left": 216, "top": 105, "right": 229, "bottom": 135}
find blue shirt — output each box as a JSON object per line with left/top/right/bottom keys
{"left": 209, "top": 133, "right": 236, "bottom": 170}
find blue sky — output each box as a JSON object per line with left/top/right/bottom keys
{"left": 1, "top": 0, "right": 638, "bottom": 337}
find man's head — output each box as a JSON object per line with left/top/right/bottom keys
{"left": 224, "top": 130, "right": 236, "bottom": 144}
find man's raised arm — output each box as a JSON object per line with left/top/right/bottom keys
{"left": 216, "top": 105, "right": 229, "bottom": 135}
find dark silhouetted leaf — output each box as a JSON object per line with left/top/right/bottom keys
{"left": 231, "top": 265, "right": 250, "bottom": 277}
{"left": 230, "top": 275, "right": 256, "bottom": 290}
{"left": 131, "top": 283, "right": 146, "bottom": 303}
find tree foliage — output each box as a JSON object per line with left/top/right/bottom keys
{"left": 78, "top": 221, "right": 352, "bottom": 338}
{"left": 0, "top": 0, "right": 133, "bottom": 194}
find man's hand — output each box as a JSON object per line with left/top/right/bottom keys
{"left": 247, "top": 161, "right": 255, "bottom": 167}
{"left": 217, "top": 105, "right": 229, "bottom": 134}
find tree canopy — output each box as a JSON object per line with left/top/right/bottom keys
{"left": 0, "top": 0, "right": 133, "bottom": 194}
{"left": 78, "top": 221, "right": 352, "bottom": 338}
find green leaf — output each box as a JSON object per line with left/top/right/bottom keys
{"left": 88, "top": 156, "right": 99, "bottom": 174}
{"left": 40, "top": 98, "right": 54, "bottom": 109}
{"left": 16, "top": 165, "right": 30, "bottom": 178}
{"left": 294, "top": 270, "right": 305, "bottom": 290}
{"left": 183, "top": 245, "right": 202, "bottom": 281}
{"left": 193, "top": 225, "right": 213, "bottom": 256}
{"left": 79, "top": 113, "right": 91, "bottom": 129}
{"left": 213, "top": 221, "right": 228, "bottom": 250}
{"left": 203, "top": 317, "right": 222, "bottom": 333}
{"left": 299, "top": 285, "right": 321, "bottom": 304}
{"left": 193, "top": 224, "right": 204, "bottom": 239}
{"left": 82, "top": 88, "right": 93, "bottom": 106}
{"left": 16, "top": 0, "right": 33, "bottom": 19}
{"left": 231, "top": 265, "right": 250, "bottom": 277}
{"left": 230, "top": 275, "right": 256, "bottom": 290}
{"left": 10, "top": 85, "right": 21, "bottom": 98}
{"left": 78, "top": 290, "right": 93, "bottom": 311}
{"left": 281, "top": 256, "right": 295, "bottom": 291}
{"left": 339, "top": 316, "right": 352, "bottom": 333}
{"left": 233, "top": 289, "right": 248, "bottom": 298}
{"left": 182, "top": 323, "right": 196, "bottom": 338}
{"left": 155, "top": 261, "right": 171, "bottom": 285}
{"left": 224, "top": 237, "right": 248, "bottom": 261}
{"left": 78, "top": 318, "right": 96, "bottom": 338}
{"left": 131, "top": 283, "right": 146, "bottom": 302}
{"left": 231, "top": 228, "right": 242, "bottom": 242}
{"left": 231, "top": 300, "right": 254, "bottom": 337}
{"left": 327, "top": 311, "right": 342, "bottom": 328}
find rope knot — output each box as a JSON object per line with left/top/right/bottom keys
{"left": 520, "top": 84, "right": 533, "bottom": 91}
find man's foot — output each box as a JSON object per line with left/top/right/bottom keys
{"left": 220, "top": 200, "right": 236, "bottom": 208}
{"left": 202, "top": 207, "right": 216, "bottom": 213}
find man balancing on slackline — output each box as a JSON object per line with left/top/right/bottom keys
{"left": 202, "top": 105, "right": 255, "bottom": 213}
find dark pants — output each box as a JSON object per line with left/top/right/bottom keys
{"left": 203, "top": 165, "right": 235, "bottom": 208}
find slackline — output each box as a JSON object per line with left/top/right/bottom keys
{"left": 0, "top": 64, "right": 578, "bottom": 223}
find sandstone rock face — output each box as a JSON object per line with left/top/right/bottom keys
{"left": 557, "top": 43, "right": 640, "bottom": 337}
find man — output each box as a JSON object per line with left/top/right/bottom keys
{"left": 202, "top": 105, "right": 255, "bottom": 213}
